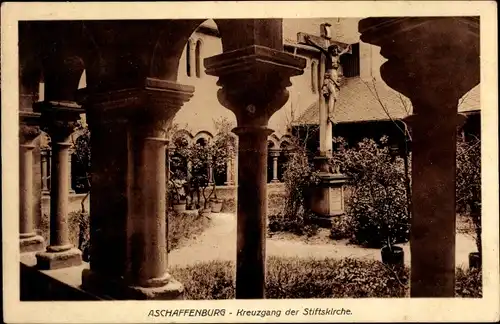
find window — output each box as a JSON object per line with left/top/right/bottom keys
{"left": 311, "top": 61, "right": 317, "bottom": 93}
{"left": 186, "top": 41, "right": 192, "bottom": 77}
{"left": 195, "top": 40, "right": 202, "bottom": 78}
{"left": 340, "top": 43, "right": 360, "bottom": 78}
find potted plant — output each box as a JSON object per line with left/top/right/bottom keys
{"left": 381, "top": 236, "right": 404, "bottom": 266}
{"left": 169, "top": 177, "right": 187, "bottom": 213}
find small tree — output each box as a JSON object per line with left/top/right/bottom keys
{"left": 187, "top": 118, "right": 235, "bottom": 210}
{"left": 71, "top": 119, "right": 91, "bottom": 261}
{"left": 268, "top": 135, "right": 320, "bottom": 235}
{"left": 332, "top": 136, "right": 410, "bottom": 248}
{"left": 168, "top": 135, "right": 190, "bottom": 205}
{"left": 456, "top": 136, "right": 481, "bottom": 256}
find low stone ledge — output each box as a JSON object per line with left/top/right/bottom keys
{"left": 20, "top": 252, "right": 100, "bottom": 301}
{"left": 20, "top": 253, "right": 184, "bottom": 301}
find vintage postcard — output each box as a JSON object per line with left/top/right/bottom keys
{"left": 1, "top": 1, "right": 499, "bottom": 323}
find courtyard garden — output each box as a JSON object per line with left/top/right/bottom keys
{"left": 54, "top": 117, "right": 482, "bottom": 299}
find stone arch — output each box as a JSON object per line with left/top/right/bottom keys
{"left": 268, "top": 134, "right": 280, "bottom": 148}
{"left": 193, "top": 130, "right": 214, "bottom": 144}
{"left": 279, "top": 134, "right": 293, "bottom": 149}
{"left": 171, "top": 129, "right": 194, "bottom": 146}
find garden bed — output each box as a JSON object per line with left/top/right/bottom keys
{"left": 170, "top": 256, "right": 482, "bottom": 299}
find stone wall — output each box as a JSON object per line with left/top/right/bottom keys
{"left": 40, "top": 183, "right": 287, "bottom": 216}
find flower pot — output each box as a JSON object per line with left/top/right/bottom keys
{"left": 199, "top": 208, "right": 211, "bottom": 218}
{"left": 469, "top": 252, "right": 481, "bottom": 269}
{"left": 172, "top": 201, "right": 186, "bottom": 213}
{"left": 381, "top": 245, "right": 404, "bottom": 266}
{"left": 210, "top": 199, "right": 223, "bottom": 213}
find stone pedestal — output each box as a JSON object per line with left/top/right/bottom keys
{"left": 78, "top": 78, "right": 194, "bottom": 300}
{"left": 308, "top": 156, "right": 348, "bottom": 225}
{"left": 310, "top": 172, "right": 348, "bottom": 221}
{"left": 205, "top": 43, "right": 306, "bottom": 299}
{"left": 34, "top": 101, "right": 84, "bottom": 269}
{"left": 19, "top": 112, "right": 46, "bottom": 253}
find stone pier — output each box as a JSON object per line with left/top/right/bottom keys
{"left": 34, "top": 101, "right": 83, "bottom": 270}
{"left": 206, "top": 38, "right": 306, "bottom": 298}
{"left": 359, "top": 17, "right": 480, "bottom": 297}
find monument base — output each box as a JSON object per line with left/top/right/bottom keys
{"left": 309, "top": 169, "right": 348, "bottom": 227}
{"left": 81, "top": 269, "right": 184, "bottom": 300}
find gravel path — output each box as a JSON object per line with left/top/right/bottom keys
{"left": 168, "top": 212, "right": 477, "bottom": 268}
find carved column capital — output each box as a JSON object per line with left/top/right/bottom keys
{"left": 205, "top": 45, "right": 306, "bottom": 127}
{"left": 19, "top": 111, "right": 42, "bottom": 144}
{"left": 33, "top": 101, "right": 84, "bottom": 142}
{"left": 78, "top": 78, "right": 194, "bottom": 137}
{"left": 359, "top": 17, "right": 480, "bottom": 109}
{"left": 269, "top": 148, "right": 281, "bottom": 157}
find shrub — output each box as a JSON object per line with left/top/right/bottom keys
{"left": 170, "top": 260, "right": 235, "bottom": 300}
{"left": 456, "top": 137, "right": 482, "bottom": 256}
{"left": 329, "top": 214, "right": 355, "bottom": 240}
{"left": 170, "top": 256, "right": 409, "bottom": 299}
{"left": 455, "top": 267, "right": 482, "bottom": 298}
{"left": 268, "top": 138, "right": 319, "bottom": 235}
{"left": 332, "top": 137, "right": 410, "bottom": 248}
{"left": 167, "top": 210, "right": 211, "bottom": 252}
{"left": 170, "top": 257, "right": 482, "bottom": 299}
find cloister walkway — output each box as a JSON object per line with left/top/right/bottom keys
{"left": 169, "top": 213, "right": 477, "bottom": 268}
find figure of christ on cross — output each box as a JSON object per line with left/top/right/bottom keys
{"left": 304, "top": 34, "right": 351, "bottom": 121}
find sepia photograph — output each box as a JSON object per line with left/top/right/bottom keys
{"left": 2, "top": 1, "right": 499, "bottom": 323}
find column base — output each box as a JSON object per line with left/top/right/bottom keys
{"left": 270, "top": 179, "right": 280, "bottom": 183}
{"left": 42, "top": 190, "right": 50, "bottom": 196}
{"left": 20, "top": 234, "right": 45, "bottom": 253}
{"left": 81, "top": 269, "right": 184, "bottom": 300}
{"left": 36, "top": 247, "right": 82, "bottom": 270}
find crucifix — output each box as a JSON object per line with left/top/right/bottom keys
{"left": 298, "top": 23, "right": 351, "bottom": 158}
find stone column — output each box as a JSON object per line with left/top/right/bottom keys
{"left": 41, "top": 149, "right": 49, "bottom": 195}
{"left": 359, "top": 17, "right": 479, "bottom": 297}
{"left": 205, "top": 44, "right": 306, "bottom": 298}
{"left": 34, "top": 101, "right": 83, "bottom": 269}
{"left": 208, "top": 164, "right": 214, "bottom": 186}
{"left": 80, "top": 78, "right": 194, "bottom": 299}
{"left": 270, "top": 149, "right": 280, "bottom": 183}
{"left": 19, "top": 112, "right": 45, "bottom": 252}
{"left": 224, "top": 157, "right": 235, "bottom": 185}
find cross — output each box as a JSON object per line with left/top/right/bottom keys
{"left": 297, "top": 23, "right": 351, "bottom": 158}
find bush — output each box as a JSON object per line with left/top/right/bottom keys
{"left": 168, "top": 210, "right": 211, "bottom": 252}
{"left": 170, "top": 256, "right": 409, "bottom": 299}
{"left": 268, "top": 139, "right": 319, "bottom": 235}
{"left": 455, "top": 267, "right": 482, "bottom": 297}
{"left": 170, "top": 260, "right": 235, "bottom": 300}
{"left": 456, "top": 137, "right": 481, "bottom": 255}
{"left": 333, "top": 137, "right": 410, "bottom": 248}
{"left": 170, "top": 257, "right": 482, "bottom": 299}
{"left": 330, "top": 214, "right": 355, "bottom": 240}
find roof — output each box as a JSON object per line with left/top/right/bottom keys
{"left": 294, "top": 77, "right": 480, "bottom": 125}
